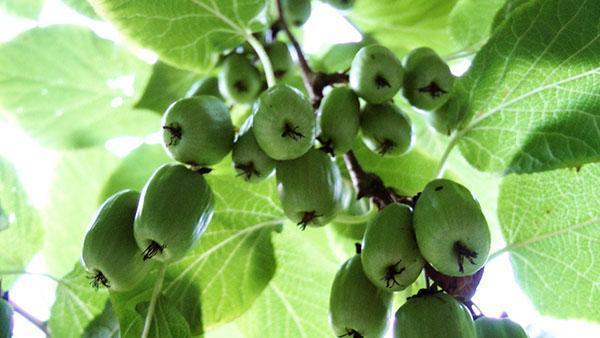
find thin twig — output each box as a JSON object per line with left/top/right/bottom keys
{"left": 6, "top": 297, "right": 49, "bottom": 336}
{"left": 141, "top": 264, "right": 167, "bottom": 338}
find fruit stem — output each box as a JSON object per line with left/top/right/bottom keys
{"left": 141, "top": 263, "right": 167, "bottom": 338}
{"left": 246, "top": 32, "right": 276, "bottom": 88}
{"left": 435, "top": 134, "right": 458, "bottom": 178}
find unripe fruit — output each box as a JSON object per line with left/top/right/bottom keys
{"left": 323, "top": 0, "right": 355, "bottom": 10}
{"left": 349, "top": 45, "right": 404, "bottom": 104}
{"left": 403, "top": 47, "right": 454, "bottom": 111}
{"left": 281, "top": 0, "right": 311, "bottom": 26}
{"left": 318, "top": 87, "right": 360, "bottom": 155}
{"left": 82, "top": 190, "right": 151, "bottom": 291}
{"left": 162, "top": 96, "right": 234, "bottom": 167}
{"left": 329, "top": 255, "right": 393, "bottom": 338}
{"left": 0, "top": 298, "right": 13, "bottom": 338}
{"left": 360, "top": 102, "right": 413, "bottom": 156}
{"left": 430, "top": 86, "right": 470, "bottom": 136}
{"left": 232, "top": 118, "right": 276, "bottom": 182}
{"left": 394, "top": 291, "right": 476, "bottom": 338}
{"left": 361, "top": 203, "right": 424, "bottom": 292}
{"left": 276, "top": 148, "right": 343, "bottom": 228}
{"left": 266, "top": 41, "right": 293, "bottom": 79}
{"left": 413, "top": 179, "right": 490, "bottom": 276}
{"left": 134, "top": 164, "right": 214, "bottom": 263}
{"left": 253, "top": 84, "right": 316, "bottom": 160}
{"left": 218, "top": 53, "right": 262, "bottom": 104}
{"left": 475, "top": 316, "right": 528, "bottom": 338}
{"left": 186, "top": 77, "right": 222, "bottom": 100}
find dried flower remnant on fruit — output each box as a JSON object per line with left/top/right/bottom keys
{"left": 89, "top": 270, "right": 110, "bottom": 289}
{"left": 297, "top": 210, "right": 321, "bottom": 230}
{"left": 143, "top": 241, "right": 166, "bottom": 261}
{"left": 339, "top": 328, "right": 364, "bottom": 338}
{"left": 162, "top": 124, "right": 182, "bottom": 146}
{"left": 454, "top": 241, "right": 478, "bottom": 273}
{"left": 281, "top": 122, "right": 305, "bottom": 140}
{"left": 382, "top": 260, "right": 406, "bottom": 288}
{"left": 418, "top": 81, "right": 447, "bottom": 98}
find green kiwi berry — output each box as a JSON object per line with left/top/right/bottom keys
{"left": 219, "top": 53, "right": 262, "bottom": 104}
{"left": 134, "top": 164, "right": 214, "bottom": 263}
{"left": 266, "top": 41, "right": 293, "bottom": 79}
{"left": 232, "top": 117, "right": 276, "bottom": 182}
{"left": 330, "top": 254, "right": 393, "bottom": 338}
{"left": 276, "top": 148, "right": 343, "bottom": 229}
{"left": 361, "top": 203, "right": 424, "bottom": 292}
{"left": 162, "top": 96, "right": 234, "bottom": 167}
{"left": 394, "top": 291, "right": 476, "bottom": 338}
{"left": 281, "top": 0, "right": 311, "bottom": 26}
{"left": 252, "top": 84, "right": 316, "bottom": 160}
{"left": 323, "top": 0, "right": 355, "bottom": 10}
{"left": 430, "top": 85, "right": 471, "bottom": 135}
{"left": 186, "top": 77, "right": 222, "bottom": 99}
{"left": 403, "top": 47, "right": 454, "bottom": 111}
{"left": 350, "top": 45, "right": 404, "bottom": 104}
{"left": 475, "top": 316, "right": 528, "bottom": 338}
{"left": 82, "top": 190, "right": 151, "bottom": 291}
{"left": 413, "top": 179, "right": 490, "bottom": 277}
{"left": 318, "top": 87, "right": 360, "bottom": 155}
{"left": 360, "top": 102, "right": 413, "bottom": 156}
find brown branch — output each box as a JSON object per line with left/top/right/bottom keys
{"left": 275, "top": 1, "right": 414, "bottom": 209}
{"left": 6, "top": 297, "right": 49, "bottom": 336}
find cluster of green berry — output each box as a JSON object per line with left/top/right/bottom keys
{"left": 330, "top": 178, "right": 498, "bottom": 337}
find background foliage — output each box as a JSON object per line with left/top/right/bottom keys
{"left": 0, "top": 0, "right": 598, "bottom": 337}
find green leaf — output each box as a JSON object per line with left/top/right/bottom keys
{"left": 0, "top": 157, "right": 43, "bottom": 286}
{"left": 449, "top": 0, "right": 505, "bottom": 51}
{"left": 162, "top": 174, "right": 283, "bottom": 334}
{"left": 42, "top": 147, "right": 120, "bottom": 277}
{"left": 135, "top": 61, "right": 202, "bottom": 114}
{"left": 63, "top": 0, "right": 100, "bottom": 19}
{"left": 89, "top": 0, "right": 267, "bottom": 72}
{"left": 491, "top": 0, "right": 531, "bottom": 32}
{"left": 350, "top": 0, "right": 459, "bottom": 57}
{"left": 110, "top": 174, "right": 283, "bottom": 335}
{"left": 311, "top": 41, "right": 368, "bottom": 74}
{"left": 112, "top": 280, "right": 191, "bottom": 338}
{"left": 49, "top": 264, "right": 110, "bottom": 338}
{"left": 100, "top": 144, "right": 170, "bottom": 201}
{"left": 0, "top": 0, "right": 42, "bottom": 18}
{"left": 457, "top": 0, "right": 600, "bottom": 174}
{"left": 496, "top": 163, "right": 600, "bottom": 322}
{"left": 83, "top": 301, "right": 120, "bottom": 338}
{"left": 0, "top": 25, "right": 156, "bottom": 148}
{"left": 238, "top": 226, "right": 341, "bottom": 337}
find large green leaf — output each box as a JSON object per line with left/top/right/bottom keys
{"left": 42, "top": 147, "right": 120, "bottom": 277}
{"left": 0, "top": 0, "right": 42, "bottom": 18}
{"left": 110, "top": 174, "right": 283, "bottom": 335}
{"left": 135, "top": 61, "right": 202, "bottom": 114}
{"left": 89, "top": 0, "right": 267, "bottom": 72}
{"left": 496, "top": 163, "right": 600, "bottom": 322}
{"left": 63, "top": 0, "right": 100, "bottom": 19}
{"left": 350, "top": 0, "right": 459, "bottom": 57}
{"left": 111, "top": 273, "right": 192, "bottom": 338}
{"left": 48, "top": 264, "right": 110, "bottom": 338}
{"left": 0, "top": 157, "right": 43, "bottom": 286}
{"left": 83, "top": 301, "right": 120, "bottom": 338}
{"left": 457, "top": 0, "right": 600, "bottom": 174}
{"left": 449, "top": 0, "right": 505, "bottom": 51}
{"left": 491, "top": 0, "right": 531, "bottom": 32}
{"left": 0, "top": 25, "right": 156, "bottom": 148}
{"left": 239, "top": 226, "right": 340, "bottom": 337}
